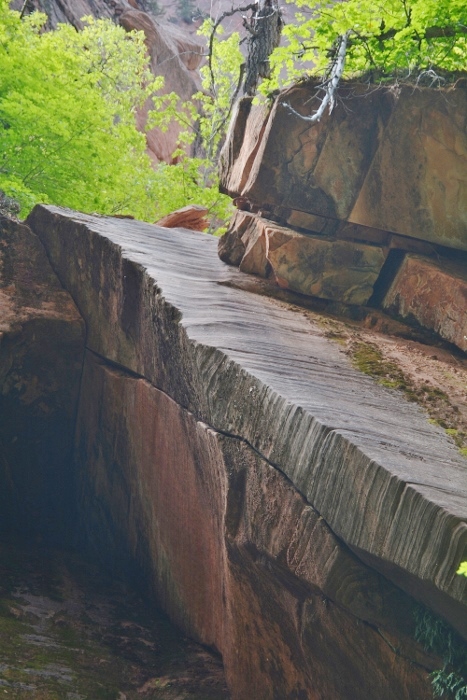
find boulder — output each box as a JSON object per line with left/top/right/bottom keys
{"left": 0, "top": 216, "right": 85, "bottom": 541}
{"left": 383, "top": 254, "right": 467, "bottom": 353}
{"left": 156, "top": 204, "right": 209, "bottom": 230}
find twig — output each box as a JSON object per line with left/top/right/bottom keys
{"left": 282, "top": 30, "right": 350, "bottom": 123}
{"left": 19, "top": 0, "right": 29, "bottom": 19}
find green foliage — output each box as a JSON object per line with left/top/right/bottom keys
{"left": 0, "top": 5, "right": 165, "bottom": 218}
{"left": 196, "top": 21, "right": 244, "bottom": 162}
{"left": 414, "top": 607, "right": 467, "bottom": 700}
{"left": 458, "top": 563, "right": 467, "bottom": 577}
{"left": 0, "top": 3, "right": 231, "bottom": 228}
{"left": 149, "top": 19, "right": 242, "bottom": 230}
{"left": 264, "top": 0, "right": 467, "bottom": 91}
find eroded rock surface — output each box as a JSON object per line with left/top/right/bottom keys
{"left": 76, "top": 350, "right": 439, "bottom": 700}
{"left": 219, "top": 83, "right": 467, "bottom": 348}
{"left": 383, "top": 254, "right": 467, "bottom": 354}
{"left": 0, "top": 216, "right": 85, "bottom": 541}
{"left": 26, "top": 205, "right": 467, "bottom": 697}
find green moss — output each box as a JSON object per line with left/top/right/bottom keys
{"left": 351, "top": 342, "right": 407, "bottom": 388}
{"left": 414, "top": 606, "right": 467, "bottom": 700}
{"left": 348, "top": 341, "right": 467, "bottom": 459}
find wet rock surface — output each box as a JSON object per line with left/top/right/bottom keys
{"left": 0, "top": 540, "right": 229, "bottom": 699}
{"left": 24, "top": 205, "right": 466, "bottom": 697}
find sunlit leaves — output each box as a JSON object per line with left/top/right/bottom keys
{"left": 0, "top": 3, "right": 231, "bottom": 226}
{"left": 263, "top": 0, "right": 467, "bottom": 91}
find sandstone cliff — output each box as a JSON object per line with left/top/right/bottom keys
{"left": 3, "top": 204, "right": 462, "bottom": 699}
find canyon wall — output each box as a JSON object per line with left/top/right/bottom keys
{"left": 0, "top": 215, "right": 84, "bottom": 541}
{"left": 219, "top": 83, "right": 467, "bottom": 352}
{"left": 6, "top": 204, "right": 463, "bottom": 699}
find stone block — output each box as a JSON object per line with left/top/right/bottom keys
{"left": 220, "top": 82, "right": 467, "bottom": 252}
{"left": 383, "top": 254, "right": 467, "bottom": 352}
{"left": 220, "top": 212, "right": 387, "bottom": 304}
{"left": 267, "top": 229, "right": 386, "bottom": 305}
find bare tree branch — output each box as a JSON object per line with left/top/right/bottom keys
{"left": 282, "top": 30, "right": 350, "bottom": 124}
{"left": 207, "top": 3, "right": 257, "bottom": 95}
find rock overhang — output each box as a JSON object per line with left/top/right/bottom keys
{"left": 26, "top": 204, "right": 467, "bottom": 640}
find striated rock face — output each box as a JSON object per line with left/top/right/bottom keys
{"left": 26, "top": 205, "right": 467, "bottom": 698}
{"left": 0, "top": 216, "right": 85, "bottom": 541}
{"left": 77, "top": 349, "right": 439, "bottom": 700}
{"left": 219, "top": 84, "right": 467, "bottom": 349}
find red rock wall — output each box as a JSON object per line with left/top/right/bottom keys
{"left": 76, "top": 351, "right": 437, "bottom": 699}
{"left": 0, "top": 216, "right": 85, "bottom": 541}
{"left": 26, "top": 206, "right": 467, "bottom": 698}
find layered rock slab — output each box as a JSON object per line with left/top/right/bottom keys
{"left": 0, "top": 216, "right": 85, "bottom": 540}
{"left": 27, "top": 205, "right": 467, "bottom": 643}
{"left": 77, "top": 350, "right": 436, "bottom": 699}
{"left": 219, "top": 210, "right": 387, "bottom": 305}
{"left": 220, "top": 84, "right": 467, "bottom": 252}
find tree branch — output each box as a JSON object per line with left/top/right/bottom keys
{"left": 207, "top": 3, "right": 257, "bottom": 95}
{"left": 282, "top": 31, "right": 350, "bottom": 124}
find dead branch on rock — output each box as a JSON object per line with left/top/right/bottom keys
{"left": 282, "top": 30, "right": 350, "bottom": 123}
